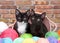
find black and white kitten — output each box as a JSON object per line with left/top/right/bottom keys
{"left": 29, "top": 10, "right": 48, "bottom": 37}
{"left": 13, "top": 9, "right": 30, "bottom": 36}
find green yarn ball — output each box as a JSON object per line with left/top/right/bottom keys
{"left": 20, "top": 33, "right": 32, "bottom": 39}
{"left": 45, "top": 31, "right": 59, "bottom": 39}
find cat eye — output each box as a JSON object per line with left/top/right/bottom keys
{"left": 37, "top": 19, "right": 40, "bottom": 21}
{"left": 24, "top": 18, "right": 26, "bottom": 20}
{"left": 32, "top": 17, "right": 34, "bottom": 20}
{"left": 18, "top": 17, "right": 21, "bottom": 19}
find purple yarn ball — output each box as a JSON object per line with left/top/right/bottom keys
{"left": 47, "top": 37, "right": 58, "bottom": 43}
{"left": 0, "top": 38, "right": 3, "bottom": 43}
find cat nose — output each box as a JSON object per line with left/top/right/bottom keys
{"left": 24, "top": 18, "right": 26, "bottom": 20}
{"left": 18, "top": 19, "right": 22, "bottom": 22}
{"left": 24, "top": 20, "right": 28, "bottom": 23}
{"left": 19, "top": 20, "right": 22, "bottom": 22}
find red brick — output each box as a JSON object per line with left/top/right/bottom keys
{"left": 35, "top": 9, "right": 45, "bottom": 13}
{"left": 35, "top": 9, "right": 53, "bottom": 14}
{"left": 0, "top": 18, "right": 9, "bottom": 23}
{"left": 50, "top": 18, "right": 60, "bottom": 23}
{"left": 19, "top": 5, "right": 34, "bottom": 10}
{"left": 35, "top": 5, "right": 54, "bottom": 9}
{"left": 35, "top": 1, "right": 49, "bottom": 5}
{"left": 51, "top": 1, "right": 60, "bottom": 5}
{"left": 8, "top": 19, "right": 16, "bottom": 24}
{"left": 0, "top": 9, "right": 9, "bottom": 14}
{"left": 45, "top": 9, "right": 53, "bottom": 14}
{"left": 15, "top": 0, "right": 30, "bottom": 1}
{"left": 53, "top": 9, "right": 60, "bottom": 14}
{"left": 9, "top": 9, "right": 30, "bottom": 14}
{"left": 0, "top": 1, "right": 14, "bottom": 5}
{"left": 2, "top": 14, "right": 15, "bottom": 19}
{"left": 9, "top": 9, "right": 15, "bottom": 14}
{"left": 57, "top": 23, "right": 60, "bottom": 28}
{"left": 9, "top": 14, "right": 15, "bottom": 18}
{"left": 16, "top": 0, "right": 32, "bottom": 5}
{"left": 46, "top": 14, "right": 53, "bottom": 19}
{"left": 55, "top": 14, "right": 60, "bottom": 18}
{"left": 9, "top": 9, "right": 29, "bottom": 14}
{"left": 54, "top": 6, "right": 60, "bottom": 9}
{"left": 0, "top": 6, "right": 17, "bottom": 9}
{"left": 5, "top": 0, "right": 14, "bottom": 1}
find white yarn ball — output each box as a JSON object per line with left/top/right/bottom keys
{"left": 0, "top": 22, "right": 8, "bottom": 34}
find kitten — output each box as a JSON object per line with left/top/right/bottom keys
{"left": 13, "top": 9, "right": 30, "bottom": 36}
{"left": 29, "top": 9, "right": 48, "bottom": 37}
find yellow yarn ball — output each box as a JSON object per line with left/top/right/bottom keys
{"left": 23, "top": 38, "right": 36, "bottom": 43}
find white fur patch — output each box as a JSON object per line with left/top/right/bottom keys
{"left": 0, "top": 22, "right": 8, "bottom": 34}
{"left": 17, "top": 21, "right": 27, "bottom": 34}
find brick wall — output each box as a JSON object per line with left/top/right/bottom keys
{"left": 0, "top": 0, "right": 60, "bottom": 29}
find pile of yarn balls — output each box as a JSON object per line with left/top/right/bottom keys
{"left": 0, "top": 22, "right": 60, "bottom": 43}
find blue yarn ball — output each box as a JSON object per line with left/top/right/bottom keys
{"left": 13, "top": 38, "right": 24, "bottom": 43}
{"left": 32, "top": 36, "right": 39, "bottom": 41}
{"left": 3, "top": 38, "right": 13, "bottom": 43}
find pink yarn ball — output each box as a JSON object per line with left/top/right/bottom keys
{"left": 0, "top": 28, "right": 18, "bottom": 40}
{"left": 58, "top": 40, "right": 60, "bottom": 43}
{"left": 37, "top": 38, "right": 49, "bottom": 43}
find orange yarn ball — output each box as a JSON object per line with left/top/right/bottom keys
{"left": 57, "top": 30, "right": 60, "bottom": 36}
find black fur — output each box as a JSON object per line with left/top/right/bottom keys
{"left": 14, "top": 9, "right": 48, "bottom": 37}
{"left": 13, "top": 9, "right": 30, "bottom": 36}
{"left": 28, "top": 9, "right": 48, "bottom": 37}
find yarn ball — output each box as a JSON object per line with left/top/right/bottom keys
{"left": 23, "top": 38, "right": 36, "bottom": 43}
{"left": 58, "top": 37, "right": 60, "bottom": 40}
{"left": 20, "top": 33, "right": 32, "bottom": 39}
{"left": 32, "top": 36, "right": 40, "bottom": 41}
{"left": 3, "top": 38, "right": 13, "bottom": 43}
{"left": 0, "top": 22, "right": 8, "bottom": 34}
{"left": 37, "top": 38, "right": 49, "bottom": 43}
{"left": 47, "top": 37, "right": 58, "bottom": 43}
{"left": 58, "top": 40, "right": 60, "bottom": 43}
{"left": 0, "top": 28, "right": 18, "bottom": 40}
{"left": 0, "top": 38, "right": 3, "bottom": 43}
{"left": 13, "top": 38, "right": 24, "bottom": 43}
{"left": 45, "top": 31, "right": 59, "bottom": 39}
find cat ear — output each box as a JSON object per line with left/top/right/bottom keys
{"left": 15, "top": 9, "right": 22, "bottom": 15}
{"left": 26, "top": 9, "right": 35, "bottom": 16}
{"left": 41, "top": 12, "right": 46, "bottom": 19}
